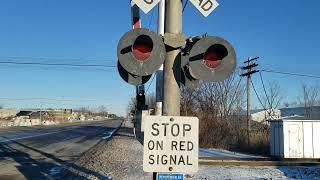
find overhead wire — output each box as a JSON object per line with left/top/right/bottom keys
{"left": 226, "top": 77, "right": 243, "bottom": 112}
{"left": 250, "top": 79, "right": 267, "bottom": 110}
{"left": 0, "top": 61, "right": 116, "bottom": 68}
{"left": 145, "top": 74, "right": 156, "bottom": 94}
{"left": 183, "top": 0, "right": 189, "bottom": 12}
{"left": 261, "top": 69, "right": 320, "bottom": 79}
{"left": 259, "top": 71, "right": 272, "bottom": 109}
{"left": 0, "top": 97, "right": 111, "bottom": 102}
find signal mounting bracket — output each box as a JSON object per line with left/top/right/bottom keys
{"left": 164, "top": 33, "right": 186, "bottom": 48}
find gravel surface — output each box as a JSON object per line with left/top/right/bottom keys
{"left": 63, "top": 126, "right": 152, "bottom": 180}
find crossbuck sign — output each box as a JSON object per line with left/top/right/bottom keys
{"left": 132, "top": 0, "right": 161, "bottom": 14}
{"left": 143, "top": 116, "right": 199, "bottom": 173}
{"left": 189, "top": 0, "right": 219, "bottom": 17}
{"left": 133, "top": 0, "right": 218, "bottom": 17}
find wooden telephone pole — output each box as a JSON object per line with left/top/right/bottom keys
{"left": 240, "top": 57, "right": 259, "bottom": 146}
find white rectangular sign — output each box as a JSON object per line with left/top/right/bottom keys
{"left": 143, "top": 116, "right": 199, "bottom": 173}
{"left": 189, "top": 0, "right": 219, "bottom": 17}
{"left": 132, "top": 0, "right": 161, "bottom": 14}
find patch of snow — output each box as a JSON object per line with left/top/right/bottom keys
{"left": 189, "top": 166, "right": 320, "bottom": 180}
{"left": 199, "top": 148, "right": 265, "bottom": 158}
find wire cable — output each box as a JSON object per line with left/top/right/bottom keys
{"left": 183, "top": 0, "right": 189, "bottom": 12}
{"left": 0, "top": 61, "right": 116, "bottom": 68}
{"left": 226, "top": 77, "right": 243, "bottom": 112}
{"left": 0, "top": 56, "right": 115, "bottom": 62}
{"left": 259, "top": 71, "right": 272, "bottom": 109}
{"left": 0, "top": 97, "right": 111, "bottom": 102}
{"left": 261, "top": 69, "right": 320, "bottom": 79}
{"left": 146, "top": 74, "right": 156, "bottom": 94}
{"left": 250, "top": 79, "right": 267, "bottom": 110}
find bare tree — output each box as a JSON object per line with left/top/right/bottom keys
{"left": 97, "top": 105, "right": 108, "bottom": 116}
{"left": 262, "top": 81, "right": 283, "bottom": 119}
{"left": 179, "top": 71, "right": 245, "bottom": 148}
{"left": 299, "top": 83, "right": 319, "bottom": 118}
{"left": 145, "top": 92, "right": 156, "bottom": 110}
{"left": 77, "top": 106, "right": 90, "bottom": 113}
{"left": 180, "top": 86, "right": 197, "bottom": 116}
{"left": 127, "top": 96, "right": 136, "bottom": 114}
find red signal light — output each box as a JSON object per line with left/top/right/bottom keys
{"left": 203, "top": 44, "right": 228, "bottom": 69}
{"left": 132, "top": 35, "right": 153, "bottom": 62}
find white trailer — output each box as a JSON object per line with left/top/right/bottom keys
{"left": 269, "top": 118, "right": 320, "bottom": 158}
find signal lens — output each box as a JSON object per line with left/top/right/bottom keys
{"left": 132, "top": 35, "right": 153, "bottom": 62}
{"left": 204, "top": 44, "right": 228, "bottom": 69}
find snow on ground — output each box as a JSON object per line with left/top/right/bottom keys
{"left": 199, "top": 148, "right": 265, "bottom": 158}
{"left": 190, "top": 165, "right": 320, "bottom": 180}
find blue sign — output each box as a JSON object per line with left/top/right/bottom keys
{"left": 157, "top": 173, "right": 184, "bottom": 180}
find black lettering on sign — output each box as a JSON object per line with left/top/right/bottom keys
{"left": 183, "top": 124, "right": 191, "bottom": 137}
{"left": 178, "top": 155, "right": 185, "bottom": 165}
{"left": 148, "top": 140, "right": 163, "bottom": 150}
{"left": 187, "top": 141, "right": 194, "bottom": 151}
{"left": 171, "top": 123, "right": 180, "bottom": 137}
{"left": 156, "top": 140, "right": 164, "bottom": 150}
{"left": 162, "top": 123, "right": 169, "bottom": 136}
{"left": 201, "top": 0, "right": 213, "bottom": 11}
{"left": 148, "top": 140, "right": 155, "bottom": 150}
{"left": 151, "top": 123, "right": 159, "bottom": 136}
{"left": 171, "top": 141, "right": 178, "bottom": 150}
{"left": 144, "top": 0, "right": 153, "bottom": 4}
{"left": 180, "top": 141, "right": 186, "bottom": 151}
{"left": 198, "top": 0, "right": 213, "bottom": 11}
{"left": 170, "top": 155, "right": 177, "bottom": 165}
{"left": 187, "top": 155, "right": 193, "bottom": 165}
{"left": 149, "top": 155, "right": 155, "bottom": 165}
{"left": 162, "top": 155, "right": 168, "bottom": 164}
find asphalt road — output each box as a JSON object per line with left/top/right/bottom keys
{"left": 0, "top": 119, "right": 123, "bottom": 180}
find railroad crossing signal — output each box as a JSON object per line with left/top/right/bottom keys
{"left": 181, "top": 35, "right": 237, "bottom": 88}
{"left": 117, "top": 32, "right": 236, "bottom": 86}
{"left": 117, "top": 28, "right": 166, "bottom": 85}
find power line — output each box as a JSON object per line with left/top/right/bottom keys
{"left": 0, "top": 56, "right": 115, "bottom": 61}
{"left": 146, "top": 74, "right": 156, "bottom": 94}
{"left": 183, "top": 0, "right": 189, "bottom": 12}
{"left": 0, "top": 97, "right": 111, "bottom": 102}
{"left": 227, "top": 77, "right": 243, "bottom": 111}
{"left": 259, "top": 71, "right": 271, "bottom": 109}
{"left": 0, "top": 61, "right": 116, "bottom": 68}
{"left": 261, "top": 69, "right": 320, "bottom": 79}
{"left": 250, "top": 80, "right": 267, "bottom": 111}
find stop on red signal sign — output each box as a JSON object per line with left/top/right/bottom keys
{"left": 143, "top": 116, "right": 199, "bottom": 173}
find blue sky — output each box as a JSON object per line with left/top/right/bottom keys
{"left": 0, "top": 0, "right": 320, "bottom": 115}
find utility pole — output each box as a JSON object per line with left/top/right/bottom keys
{"left": 162, "top": 0, "right": 182, "bottom": 116}
{"left": 240, "top": 57, "right": 259, "bottom": 146}
{"left": 155, "top": 0, "right": 165, "bottom": 116}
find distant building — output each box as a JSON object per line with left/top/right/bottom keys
{"left": 280, "top": 106, "right": 320, "bottom": 119}
{"left": 240, "top": 109, "right": 281, "bottom": 123}
{"left": 0, "top": 109, "right": 18, "bottom": 118}
{"left": 29, "top": 111, "right": 49, "bottom": 119}
{"left": 16, "top": 110, "right": 33, "bottom": 117}
{"left": 251, "top": 109, "right": 281, "bottom": 123}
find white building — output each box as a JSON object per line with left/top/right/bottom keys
{"left": 249, "top": 109, "right": 281, "bottom": 123}
{"left": 269, "top": 118, "right": 320, "bottom": 158}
